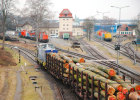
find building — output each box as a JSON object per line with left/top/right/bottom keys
{"left": 16, "top": 22, "right": 33, "bottom": 32}
{"left": 117, "top": 24, "right": 134, "bottom": 36}
{"left": 16, "top": 9, "right": 85, "bottom": 37}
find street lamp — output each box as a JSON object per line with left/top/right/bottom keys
{"left": 111, "top": 5, "right": 130, "bottom": 74}
{"left": 97, "top": 11, "right": 110, "bottom": 40}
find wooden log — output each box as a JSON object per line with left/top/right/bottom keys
{"left": 81, "top": 85, "right": 116, "bottom": 100}
{"left": 135, "top": 85, "right": 140, "bottom": 95}
{"left": 68, "top": 64, "right": 123, "bottom": 93}
{"left": 74, "top": 75, "right": 115, "bottom": 95}
{"left": 59, "top": 54, "right": 73, "bottom": 63}
{"left": 81, "top": 63, "right": 116, "bottom": 77}
{"left": 72, "top": 57, "right": 85, "bottom": 63}
{"left": 85, "top": 67, "right": 109, "bottom": 79}
{"left": 49, "top": 53, "right": 66, "bottom": 63}
{"left": 129, "top": 92, "right": 140, "bottom": 100}
{"left": 116, "top": 92, "right": 125, "bottom": 100}
{"left": 112, "top": 75, "right": 134, "bottom": 92}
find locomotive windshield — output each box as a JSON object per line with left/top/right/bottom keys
{"left": 48, "top": 44, "right": 55, "bottom": 49}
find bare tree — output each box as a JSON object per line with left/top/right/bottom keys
{"left": 83, "top": 17, "right": 95, "bottom": 41}
{"left": 24, "top": 0, "right": 52, "bottom": 46}
{"left": 0, "top": 0, "right": 15, "bottom": 49}
{"left": 102, "top": 16, "right": 116, "bottom": 25}
{"left": 136, "top": 13, "right": 140, "bottom": 36}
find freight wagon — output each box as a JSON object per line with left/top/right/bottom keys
{"left": 63, "top": 33, "right": 70, "bottom": 40}
{"left": 36, "top": 49, "right": 140, "bottom": 100}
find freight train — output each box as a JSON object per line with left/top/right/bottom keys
{"left": 95, "top": 30, "right": 112, "bottom": 42}
{"left": 18, "top": 30, "right": 49, "bottom": 43}
{"left": 36, "top": 43, "right": 140, "bottom": 100}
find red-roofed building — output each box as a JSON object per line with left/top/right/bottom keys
{"left": 59, "top": 9, "right": 73, "bottom": 18}
{"left": 117, "top": 24, "right": 135, "bottom": 36}
{"left": 59, "top": 9, "right": 73, "bottom": 37}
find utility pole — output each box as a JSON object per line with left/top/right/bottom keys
{"left": 111, "top": 5, "right": 130, "bottom": 75}
{"left": 97, "top": 11, "right": 110, "bottom": 40}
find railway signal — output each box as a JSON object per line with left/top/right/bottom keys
{"left": 19, "top": 50, "right": 21, "bottom": 63}
{"left": 114, "top": 44, "right": 121, "bottom": 75}
{"left": 115, "top": 44, "right": 120, "bottom": 50}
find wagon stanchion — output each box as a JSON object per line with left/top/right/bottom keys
{"left": 61, "top": 61, "right": 64, "bottom": 80}
{"left": 105, "top": 83, "right": 108, "bottom": 100}
{"left": 125, "top": 91, "right": 130, "bottom": 100}
{"left": 98, "top": 80, "right": 101, "bottom": 100}
{"left": 90, "top": 76, "right": 95, "bottom": 100}
{"left": 131, "top": 77, "right": 134, "bottom": 84}
{"left": 68, "top": 65, "right": 71, "bottom": 83}
{"left": 80, "top": 71, "right": 84, "bottom": 99}
{"left": 72, "top": 67, "right": 74, "bottom": 89}
{"left": 51, "top": 56, "right": 53, "bottom": 75}
{"left": 48, "top": 55, "right": 51, "bottom": 72}
{"left": 85, "top": 74, "right": 89, "bottom": 99}
{"left": 56, "top": 59, "right": 59, "bottom": 79}
{"left": 58, "top": 60, "right": 61, "bottom": 79}
{"left": 123, "top": 74, "right": 126, "bottom": 81}
{"left": 53, "top": 57, "right": 56, "bottom": 76}
{"left": 76, "top": 69, "right": 79, "bottom": 93}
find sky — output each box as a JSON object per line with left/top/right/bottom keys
{"left": 18, "top": 0, "right": 140, "bottom": 20}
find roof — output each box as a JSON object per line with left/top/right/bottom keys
{"left": 40, "top": 22, "right": 59, "bottom": 28}
{"left": 117, "top": 24, "right": 133, "bottom": 31}
{"left": 16, "top": 22, "right": 32, "bottom": 27}
{"left": 59, "top": 9, "right": 73, "bottom": 18}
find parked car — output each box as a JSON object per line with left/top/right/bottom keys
{"left": 50, "top": 34, "right": 59, "bottom": 38}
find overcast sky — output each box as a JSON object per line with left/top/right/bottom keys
{"left": 18, "top": 0, "right": 140, "bottom": 20}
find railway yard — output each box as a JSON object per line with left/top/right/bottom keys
{"left": 0, "top": 35, "right": 140, "bottom": 100}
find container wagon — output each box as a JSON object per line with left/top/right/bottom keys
{"left": 63, "top": 33, "right": 69, "bottom": 40}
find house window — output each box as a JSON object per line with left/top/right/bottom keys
{"left": 65, "top": 14, "right": 67, "bottom": 17}
{"left": 63, "top": 28, "right": 65, "bottom": 30}
{"left": 63, "top": 24, "right": 65, "bottom": 26}
{"left": 67, "top": 28, "right": 68, "bottom": 30}
{"left": 67, "top": 24, "right": 69, "bottom": 26}
{"left": 63, "top": 19, "right": 65, "bottom": 20}
{"left": 125, "top": 27, "right": 128, "bottom": 31}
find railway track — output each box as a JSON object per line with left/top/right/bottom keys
{"left": 56, "top": 46, "right": 140, "bottom": 83}
{"left": 1, "top": 43, "right": 79, "bottom": 100}
{"left": 54, "top": 38, "right": 140, "bottom": 83}
{"left": 92, "top": 38, "right": 140, "bottom": 63}
{"left": 80, "top": 39, "right": 140, "bottom": 83}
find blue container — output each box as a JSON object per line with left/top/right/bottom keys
{"left": 18, "top": 32, "right": 21, "bottom": 37}
{"left": 26, "top": 33, "right": 30, "bottom": 37}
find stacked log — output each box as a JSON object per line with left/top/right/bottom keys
{"left": 47, "top": 53, "right": 140, "bottom": 99}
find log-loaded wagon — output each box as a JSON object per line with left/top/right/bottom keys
{"left": 36, "top": 45, "right": 140, "bottom": 100}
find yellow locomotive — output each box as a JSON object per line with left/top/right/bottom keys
{"left": 96, "top": 30, "right": 112, "bottom": 42}
{"left": 104, "top": 32, "right": 112, "bottom": 41}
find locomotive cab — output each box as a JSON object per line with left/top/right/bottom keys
{"left": 37, "top": 43, "right": 58, "bottom": 66}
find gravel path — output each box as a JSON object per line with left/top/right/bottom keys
{"left": 14, "top": 71, "right": 22, "bottom": 100}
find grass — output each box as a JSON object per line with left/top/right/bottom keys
{"left": 0, "top": 40, "right": 55, "bottom": 100}
{"left": 0, "top": 46, "right": 17, "bottom": 100}
{"left": 84, "top": 38, "right": 140, "bottom": 73}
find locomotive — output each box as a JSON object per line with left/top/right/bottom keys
{"left": 18, "top": 30, "right": 49, "bottom": 43}
{"left": 96, "top": 30, "right": 112, "bottom": 42}
{"left": 36, "top": 43, "right": 58, "bottom": 66}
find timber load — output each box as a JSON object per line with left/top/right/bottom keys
{"left": 45, "top": 53, "right": 140, "bottom": 100}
